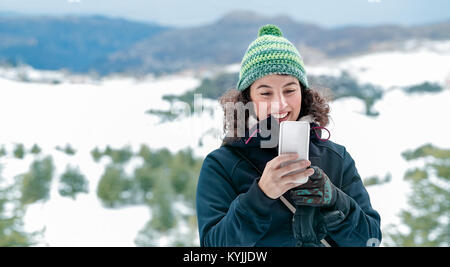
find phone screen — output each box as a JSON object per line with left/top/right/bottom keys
{"left": 278, "top": 121, "right": 310, "bottom": 181}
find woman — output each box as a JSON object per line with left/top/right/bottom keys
{"left": 196, "top": 24, "right": 381, "bottom": 247}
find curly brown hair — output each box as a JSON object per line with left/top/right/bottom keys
{"left": 219, "top": 79, "right": 331, "bottom": 143}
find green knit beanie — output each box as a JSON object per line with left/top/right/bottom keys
{"left": 236, "top": 24, "right": 309, "bottom": 92}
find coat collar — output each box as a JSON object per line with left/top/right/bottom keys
{"left": 222, "top": 114, "right": 322, "bottom": 149}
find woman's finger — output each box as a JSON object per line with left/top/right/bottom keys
{"left": 283, "top": 181, "right": 307, "bottom": 192}
{"left": 269, "top": 153, "right": 298, "bottom": 169}
{"left": 280, "top": 167, "right": 314, "bottom": 185}
{"left": 276, "top": 159, "right": 310, "bottom": 177}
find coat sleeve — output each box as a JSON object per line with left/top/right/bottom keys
{"left": 321, "top": 148, "right": 382, "bottom": 247}
{"left": 196, "top": 153, "right": 278, "bottom": 247}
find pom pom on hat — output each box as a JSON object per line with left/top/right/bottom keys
{"left": 258, "top": 24, "right": 283, "bottom": 37}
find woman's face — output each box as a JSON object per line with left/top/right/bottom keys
{"left": 249, "top": 74, "right": 302, "bottom": 123}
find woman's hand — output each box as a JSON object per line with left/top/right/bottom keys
{"left": 290, "top": 166, "right": 337, "bottom": 207}
{"left": 258, "top": 153, "right": 314, "bottom": 199}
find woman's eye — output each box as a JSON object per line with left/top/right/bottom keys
{"left": 261, "top": 90, "right": 295, "bottom": 96}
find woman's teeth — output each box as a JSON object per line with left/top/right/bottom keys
{"left": 272, "top": 112, "right": 289, "bottom": 119}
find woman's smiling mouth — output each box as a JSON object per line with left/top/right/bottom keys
{"left": 272, "top": 112, "right": 290, "bottom": 122}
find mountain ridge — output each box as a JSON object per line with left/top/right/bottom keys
{"left": 1, "top": 10, "right": 449, "bottom": 75}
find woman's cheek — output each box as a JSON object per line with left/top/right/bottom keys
{"left": 253, "top": 101, "right": 269, "bottom": 120}
{"left": 290, "top": 95, "right": 302, "bottom": 116}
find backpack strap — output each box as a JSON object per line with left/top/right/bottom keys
{"left": 223, "top": 145, "right": 297, "bottom": 213}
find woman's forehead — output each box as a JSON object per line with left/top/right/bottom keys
{"left": 252, "top": 74, "right": 299, "bottom": 87}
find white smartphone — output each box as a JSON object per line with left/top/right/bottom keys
{"left": 278, "top": 121, "right": 310, "bottom": 183}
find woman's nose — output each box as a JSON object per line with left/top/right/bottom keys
{"left": 272, "top": 94, "right": 288, "bottom": 112}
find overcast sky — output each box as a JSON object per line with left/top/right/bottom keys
{"left": 1, "top": 0, "right": 449, "bottom": 28}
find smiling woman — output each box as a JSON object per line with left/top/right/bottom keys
{"left": 218, "top": 75, "right": 330, "bottom": 143}
{"left": 196, "top": 24, "right": 381, "bottom": 247}
{"left": 251, "top": 75, "right": 302, "bottom": 123}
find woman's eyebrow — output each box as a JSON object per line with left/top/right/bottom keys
{"left": 283, "top": 81, "right": 298, "bottom": 87}
{"left": 256, "top": 81, "right": 298, "bottom": 89}
{"left": 256, "top": 84, "right": 272, "bottom": 89}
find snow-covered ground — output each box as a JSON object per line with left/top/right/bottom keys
{"left": 307, "top": 39, "right": 450, "bottom": 89}
{"left": 0, "top": 73, "right": 203, "bottom": 246}
{"left": 329, "top": 89, "right": 450, "bottom": 235}
{"left": 0, "top": 39, "right": 449, "bottom": 246}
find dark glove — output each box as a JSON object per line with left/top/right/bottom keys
{"left": 290, "top": 165, "right": 337, "bottom": 207}
{"left": 292, "top": 206, "right": 328, "bottom": 247}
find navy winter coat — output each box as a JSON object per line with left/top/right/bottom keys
{"left": 196, "top": 116, "right": 381, "bottom": 247}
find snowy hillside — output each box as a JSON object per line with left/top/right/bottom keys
{"left": 0, "top": 39, "right": 449, "bottom": 246}
{"left": 307, "top": 39, "right": 450, "bottom": 89}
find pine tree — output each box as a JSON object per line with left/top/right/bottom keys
{"left": 19, "top": 156, "right": 54, "bottom": 205}
{"left": 59, "top": 165, "right": 89, "bottom": 199}
{"left": 385, "top": 144, "right": 450, "bottom": 246}
{"left": 0, "top": 163, "right": 43, "bottom": 246}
